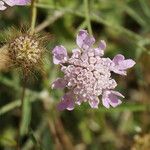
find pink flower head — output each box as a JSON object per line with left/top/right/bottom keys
{"left": 0, "top": 0, "right": 30, "bottom": 10}
{"left": 51, "top": 30, "right": 136, "bottom": 110}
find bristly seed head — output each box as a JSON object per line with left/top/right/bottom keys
{"left": 8, "top": 34, "right": 44, "bottom": 75}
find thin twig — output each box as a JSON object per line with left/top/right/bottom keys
{"left": 22, "top": 120, "right": 47, "bottom": 150}
{"left": 35, "top": 11, "right": 64, "bottom": 33}
{"left": 35, "top": 3, "right": 144, "bottom": 41}
{"left": 17, "top": 77, "right": 27, "bottom": 150}
{"left": 54, "top": 116, "right": 74, "bottom": 150}
{"left": 42, "top": 92, "right": 74, "bottom": 150}
{"left": 35, "top": 3, "right": 150, "bottom": 55}
{"left": 47, "top": 119, "right": 63, "bottom": 150}
{"left": 30, "top": 0, "right": 37, "bottom": 34}
{"left": 0, "top": 90, "right": 39, "bottom": 116}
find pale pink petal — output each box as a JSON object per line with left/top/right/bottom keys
{"left": 108, "top": 91, "right": 123, "bottom": 107}
{"left": 57, "top": 92, "right": 75, "bottom": 111}
{"left": 52, "top": 45, "right": 68, "bottom": 64}
{"left": 5, "top": 0, "right": 30, "bottom": 6}
{"left": 4, "top": 0, "right": 15, "bottom": 6}
{"left": 112, "top": 68, "right": 127, "bottom": 76}
{"left": 102, "top": 97, "right": 110, "bottom": 108}
{"left": 0, "top": 1, "right": 6, "bottom": 10}
{"left": 75, "top": 95, "right": 84, "bottom": 105}
{"left": 89, "top": 97, "right": 99, "bottom": 108}
{"left": 51, "top": 78, "right": 67, "bottom": 89}
{"left": 0, "top": 6, "right": 6, "bottom": 10}
{"left": 57, "top": 100, "right": 68, "bottom": 111}
{"left": 99, "top": 40, "right": 106, "bottom": 50}
{"left": 71, "top": 48, "right": 81, "bottom": 58}
{"left": 109, "top": 99, "right": 122, "bottom": 108}
{"left": 111, "top": 54, "right": 135, "bottom": 75}
{"left": 102, "top": 90, "right": 124, "bottom": 108}
{"left": 94, "top": 40, "right": 106, "bottom": 56}
{"left": 118, "top": 59, "right": 136, "bottom": 70}
{"left": 111, "top": 91, "right": 125, "bottom": 98}
{"left": 113, "top": 54, "right": 125, "bottom": 65}
{"left": 76, "top": 30, "right": 95, "bottom": 50}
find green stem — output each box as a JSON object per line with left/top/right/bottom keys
{"left": 84, "top": 0, "right": 92, "bottom": 35}
{"left": 0, "top": 91, "right": 39, "bottom": 116}
{"left": 0, "top": 99, "right": 20, "bottom": 115}
{"left": 17, "top": 78, "right": 26, "bottom": 150}
{"left": 30, "top": 0, "right": 37, "bottom": 34}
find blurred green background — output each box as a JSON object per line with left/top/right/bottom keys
{"left": 0, "top": 0, "right": 150, "bottom": 150}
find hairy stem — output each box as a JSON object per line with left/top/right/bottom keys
{"left": 84, "top": 0, "right": 92, "bottom": 35}
{"left": 17, "top": 77, "right": 26, "bottom": 150}
{"left": 17, "top": 1, "right": 38, "bottom": 147}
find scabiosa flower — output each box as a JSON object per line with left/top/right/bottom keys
{"left": 51, "top": 30, "right": 135, "bottom": 111}
{"left": 0, "top": 0, "right": 30, "bottom": 10}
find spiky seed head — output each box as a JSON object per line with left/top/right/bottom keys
{"left": 8, "top": 34, "right": 44, "bottom": 74}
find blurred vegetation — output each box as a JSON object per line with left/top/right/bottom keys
{"left": 0, "top": 0, "right": 150, "bottom": 150}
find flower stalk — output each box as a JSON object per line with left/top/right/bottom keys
{"left": 30, "top": 0, "right": 37, "bottom": 35}
{"left": 84, "top": 0, "right": 92, "bottom": 35}
{"left": 18, "top": 0, "right": 37, "bottom": 148}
